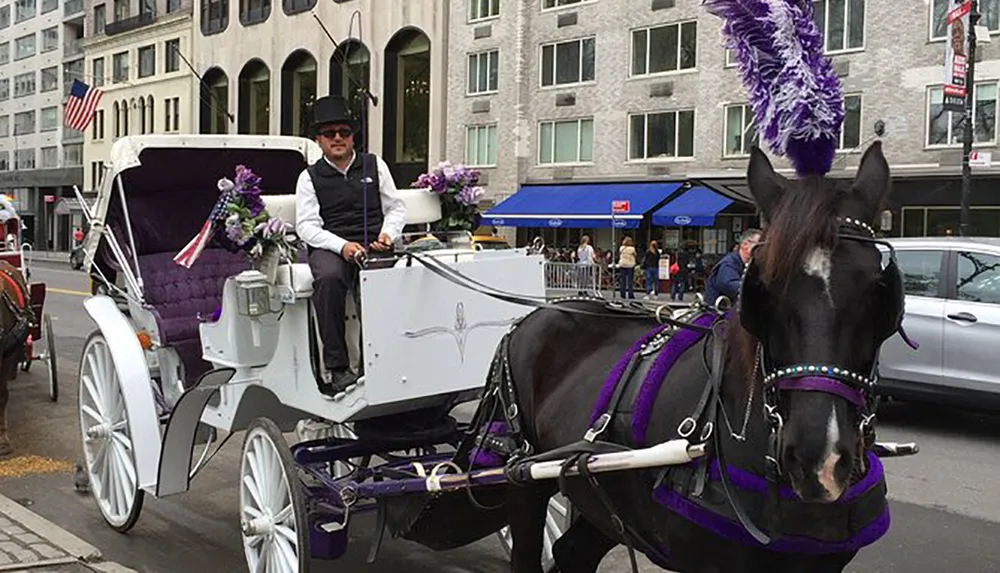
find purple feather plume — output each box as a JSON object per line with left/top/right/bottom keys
{"left": 703, "top": 0, "right": 844, "bottom": 176}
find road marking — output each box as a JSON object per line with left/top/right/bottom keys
{"left": 47, "top": 287, "right": 89, "bottom": 297}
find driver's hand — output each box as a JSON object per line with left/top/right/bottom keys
{"left": 370, "top": 233, "right": 393, "bottom": 252}
{"left": 341, "top": 242, "right": 366, "bottom": 261}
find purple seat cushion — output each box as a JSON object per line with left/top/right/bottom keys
{"left": 137, "top": 249, "right": 250, "bottom": 384}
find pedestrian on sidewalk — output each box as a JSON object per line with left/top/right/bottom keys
{"left": 670, "top": 248, "right": 689, "bottom": 301}
{"left": 617, "top": 236, "right": 637, "bottom": 299}
{"left": 703, "top": 228, "right": 761, "bottom": 308}
{"left": 575, "top": 235, "right": 596, "bottom": 293}
{"left": 642, "top": 240, "right": 661, "bottom": 298}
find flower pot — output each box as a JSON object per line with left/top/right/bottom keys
{"left": 256, "top": 245, "right": 281, "bottom": 284}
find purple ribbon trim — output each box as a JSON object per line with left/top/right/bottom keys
{"left": 589, "top": 324, "right": 670, "bottom": 427}
{"left": 775, "top": 375, "right": 866, "bottom": 409}
{"left": 631, "top": 312, "right": 718, "bottom": 447}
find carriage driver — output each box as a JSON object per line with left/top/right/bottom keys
{"left": 295, "top": 95, "right": 407, "bottom": 396}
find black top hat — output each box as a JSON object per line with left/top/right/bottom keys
{"left": 311, "top": 95, "right": 354, "bottom": 128}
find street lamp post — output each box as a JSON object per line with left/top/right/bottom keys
{"left": 960, "top": 0, "right": 981, "bottom": 237}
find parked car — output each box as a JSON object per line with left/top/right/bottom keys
{"left": 471, "top": 235, "right": 512, "bottom": 251}
{"left": 877, "top": 237, "right": 1000, "bottom": 410}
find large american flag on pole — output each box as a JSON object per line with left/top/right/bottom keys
{"left": 64, "top": 80, "right": 103, "bottom": 131}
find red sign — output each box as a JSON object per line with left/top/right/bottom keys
{"left": 44, "top": 195, "right": 56, "bottom": 203}
{"left": 612, "top": 200, "right": 631, "bottom": 214}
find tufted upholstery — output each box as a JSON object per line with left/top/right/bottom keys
{"left": 138, "top": 249, "right": 249, "bottom": 384}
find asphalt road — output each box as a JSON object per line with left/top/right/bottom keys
{"left": 0, "top": 263, "right": 999, "bottom": 572}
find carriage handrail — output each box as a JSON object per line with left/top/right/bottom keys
{"left": 73, "top": 185, "right": 144, "bottom": 302}
{"left": 115, "top": 175, "right": 144, "bottom": 292}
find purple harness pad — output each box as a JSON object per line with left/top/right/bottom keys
{"left": 589, "top": 324, "right": 670, "bottom": 427}
{"left": 775, "top": 376, "right": 866, "bottom": 410}
{"left": 631, "top": 312, "right": 718, "bottom": 447}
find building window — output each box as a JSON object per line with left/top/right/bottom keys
{"left": 14, "top": 0, "right": 36, "bottom": 23}
{"left": 14, "top": 72, "right": 35, "bottom": 98}
{"left": 91, "top": 161, "right": 105, "bottom": 189}
{"left": 330, "top": 41, "right": 370, "bottom": 146}
{"left": 14, "top": 33, "right": 35, "bottom": 60}
{"left": 40, "top": 67, "right": 58, "bottom": 92}
{"left": 543, "top": 0, "right": 585, "bottom": 9}
{"left": 932, "top": 0, "right": 999, "bottom": 39}
{"left": 240, "top": 0, "right": 270, "bottom": 25}
{"left": 724, "top": 48, "right": 737, "bottom": 68}
{"left": 0, "top": 152, "right": 8, "bottom": 171}
{"left": 13, "top": 111, "right": 35, "bottom": 135}
{"left": 139, "top": 97, "right": 147, "bottom": 133}
{"left": 164, "top": 97, "right": 180, "bottom": 132}
{"left": 724, "top": 103, "right": 757, "bottom": 157}
{"left": 0, "top": 80, "right": 8, "bottom": 101}
{"left": 121, "top": 99, "right": 129, "bottom": 135}
{"left": 113, "top": 0, "right": 128, "bottom": 20}
{"left": 814, "top": 0, "right": 864, "bottom": 53}
{"left": 40, "top": 106, "right": 57, "bottom": 131}
{"left": 0, "top": 116, "right": 7, "bottom": 137}
{"left": 0, "top": 5, "right": 9, "bottom": 28}
{"left": 41, "top": 0, "right": 56, "bottom": 14}
{"left": 540, "top": 37, "right": 595, "bottom": 87}
{"left": 201, "top": 0, "right": 228, "bottom": 34}
{"left": 40, "top": 146, "right": 58, "bottom": 168}
{"left": 113, "top": 51, "right": 129, "bottom": 83}
{"left": 470, "top": 0, "right": 499, "bottom": 21}
{"left": 146, "top": 95, "right": 154, "bottom": 132}
{"left": 927, "top": 83, "right": 997, "bottom": 146}
{"left": 281, "top": 52, "right": 316, "bottom": 137}
{"left": 239, "top": 62, "right": 270, "bottom": 134}
{"left": 165, "top": 39, "right": 180, "bottom": 72}
{"left": 282, "top": 0, "right": 314, "bottom": 15}
{"left": 41, "top": 27, "right": 57, "bottom": 52}
{"left": 138, "top": 45, "right": 155, "bottom": 78}
{"left": 167, "top": 0, "right": 181, "bottom": 12}
{"left": 628, "top": 110, "right": 695, "bottom": 160}
{"left": 64, "top": 59, "right": 84, "bottom": 96}
{"left": 465, "top": 124, "right": 497, "bottom": 167}
{"left": 94, "top": 4, "right": 105, "bottom": 34}
{"left": 113, "top": 102, "right": 120, "bottom": 137}
{"left": 14, "top": 149, "right": 35, "bottom": 170}
{"left": 538, "top": 118, "right": 593, "bottom": 164}
{"left": 93, "top": 58, "right": 105, "bottom": 86}
{"left": 201, "top": 70, "right": 229, "bottom": 134}
{"left": 468, "top": 50, "right": 499, "bottom": 95}
{"left": 0, "top": 42, "right": 8, "bottom": 65}
{"left": 839, "top": 93, "right": 862, "bottom": 150}
{"left": 631, "top": 21, "right": 697, "bottom": 76}
{"left": 92, "top": 109, "right": 105, "bottom": 139}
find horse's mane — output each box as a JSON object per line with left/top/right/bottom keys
{"left": 756, "top": 175, "right": 842, "bottom": 289}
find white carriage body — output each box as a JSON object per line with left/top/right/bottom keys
{"left": 78, "top": 134, "right": 545, "bottom": 498}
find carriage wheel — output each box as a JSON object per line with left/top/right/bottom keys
{"left": 43, "top": 314, "right": 57, "bottom": 402}
{"left": 240, "top": 418, "right": 310, "bottom": 573}
{"left": 78, "top": 333, "right": 144, "bottom": 532}
{"left": 497, "top": 495, "right": 572, "bottom": 572}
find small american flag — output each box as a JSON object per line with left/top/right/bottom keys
{"left": 64, "top": 80, "right": 103, "bottom": 132}
{"left": 173, "top": 188, "right": 234, "bottom": 268}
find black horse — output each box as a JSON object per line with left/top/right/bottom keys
{"left": 496, "top": 142, "right": 902, "bottom": 573}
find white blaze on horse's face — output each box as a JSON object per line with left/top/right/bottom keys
{"left": 817, "top": 405, "right": 845, "bottom": 501}
{"left": 803, "top": 247, "right": 833, "bottom": 301}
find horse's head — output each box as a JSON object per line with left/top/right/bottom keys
{"left": 739, "top": 141, "right": 902, "bottom": 503}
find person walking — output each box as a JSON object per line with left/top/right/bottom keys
{"left": 641, "top": 240, "right": 661, "bottom": 298}
{"left": 618, "top": 236, "right": 637, "bottom": 299}
{"left": 576, "top": 235, "right": 596, "bottom": 293}
{"left": 670, "top": 248, "right": 689, "bottom": 301}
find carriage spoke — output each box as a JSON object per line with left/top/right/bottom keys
{"left": 81, "top": 374, "right": 105, "bottom": 417}
{"left": 273, "top": 504, "right": 292, "bottom": 526}
{"left": 274, "top": 524, "right": 296, "bottom": 545}
{"left": 246, "top": 534, "right": 264, "bottom": 548}
{"left": 273, "top": 532, "right": 298, "bottom": 571}
{"left": 81, "top": 404, "right": 103, "bottom": 426}
{"left": 113, "top": 441, "right": 137, "bottom": 491}
{"left": 242, "top": 474, "right": 265, "bottom": 512}
{"left": 253, "top": 543, "right": 268, "bottom": 573}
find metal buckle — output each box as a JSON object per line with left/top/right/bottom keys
{"left": 584, "top": 412, "right": 611, "bottom": 442}
{"left": 677, "top": 417, "right": 697, "bottom": 438}
{"left": 699, "top": 421, "right": 714, "bottom": 442}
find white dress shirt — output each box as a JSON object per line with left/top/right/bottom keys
{"left": 295, "top": 152, "right": 407, "bottom": 256}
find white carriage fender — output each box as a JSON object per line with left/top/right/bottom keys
{"left": 83, "top": 295, "right": 163, "bottom": 493}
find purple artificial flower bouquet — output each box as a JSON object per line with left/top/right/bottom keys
{"left": 414, "top": 161, "right": 485, "bottom": 232}
{"left": 213, "top": 165, "right": 299, "bottom": 262}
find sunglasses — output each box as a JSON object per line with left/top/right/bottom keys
{"left": 319, "top": 127, "right": 354, "bottom": 139}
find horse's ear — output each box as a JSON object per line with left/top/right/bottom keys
{"left": 851, "top": 141, "right": 891, "bottom": 217}
{"left": 747, "top": 145, "right": 786, "bottom": 223}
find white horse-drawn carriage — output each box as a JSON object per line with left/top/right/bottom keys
{"left": 75, "top": 135, "right": 706, "bottom": 572}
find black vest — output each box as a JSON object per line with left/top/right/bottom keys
{"left": 307, "top": 153, "right": 384, "bottom": 245}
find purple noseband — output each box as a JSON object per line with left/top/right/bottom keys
{"left": 774, "top": 376, "right": 866, "bottom": 409}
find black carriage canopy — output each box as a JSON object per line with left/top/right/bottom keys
{"left": 95, "top": 146, "right": 309, "bottom": 270}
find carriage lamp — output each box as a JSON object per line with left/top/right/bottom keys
{"left": 234, "top": 271, "right": 272, "bottom": 317}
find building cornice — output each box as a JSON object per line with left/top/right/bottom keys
{"left": 84, "top": 11, "right": 193, "bottom": 53}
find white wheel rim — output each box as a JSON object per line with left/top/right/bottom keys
{"left": 78, "top": 337, "right": 138, "bottom": 528}
{"left": 240, "top": 427, "right": 301, "bottom": 573}
{"left": 498, "top": 495, "right": 570, "bottom": 570}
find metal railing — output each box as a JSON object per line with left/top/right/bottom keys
{"left": 544, "top": 261, "right": 602, "bottom": 293}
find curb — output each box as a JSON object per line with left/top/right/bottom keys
{"left": 0, "top": 493, "right": 137, "bottom": 572}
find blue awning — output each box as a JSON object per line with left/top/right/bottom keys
{"left": 651, "top": 186, "right": 734, "bottom": 227}
{"left": 482, "top": 182, "right": 683, "bottom": 229}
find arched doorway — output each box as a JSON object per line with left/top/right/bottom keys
{"left": 330, "top": 40, "right": 370, "bottom": 150}
{"left": 238, "top": 59, "right": 270, "bottom": 135}
{"left": 200, "top": 67, "right": 230, "bottom": 134}
{"left": 280, "top": 50, "right": 317, "bottom": 137}
{"left": 384, "top": 28, "right": 430, "bottom": 187}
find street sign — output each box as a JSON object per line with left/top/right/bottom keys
{"left": 612, "top": 200, "right": 630, "bottom": 214}
{"left": 970, "top": 150, "right": 992, "bottom": 167}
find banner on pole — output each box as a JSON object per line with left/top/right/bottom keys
{"left": 944, "top": 0, "right": 972, "bottom": 112}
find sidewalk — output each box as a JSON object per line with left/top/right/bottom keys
{"left": 0, "top": 493, "right": 135, "bottom": 573}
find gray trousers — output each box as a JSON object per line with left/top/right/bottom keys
{"left": 308, "top": 248, "right": 359, "bottom": 371}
